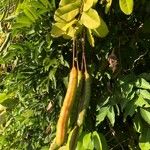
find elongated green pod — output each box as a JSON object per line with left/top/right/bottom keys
{"left": 77, "top": 71, "right": 91, "bottom": 127}
{"left": 69, "top": 70, "right": 84, "bottom": 127}
{"left": 56, "top": 67, "right": 78, "bottom": 146}
{"left": 66, "top": 125, "right": 79, "bottom": 150}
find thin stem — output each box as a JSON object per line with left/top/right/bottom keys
{"left": 76, "top": 40, "right": 79, "bottom": 70}
{"left": 107, "top": 118, "right": 125, "bottom": 150}
{"left": 81, "top": 52, "right": 84, "bottom": 71}
{"left": 81, "top": 29, "right": 87, "bottom": 72}
{"left": 72, "top": 38, "right": 76, "bottom": 67}
{"left": 110, "top": 139, "right": 129, "bottom": 150}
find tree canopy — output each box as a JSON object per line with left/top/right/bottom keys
{"left": 0, "top": 0, "right": 150, "bottom": 150}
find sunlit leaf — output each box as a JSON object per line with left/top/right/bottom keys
{"left": 92, "top": 131, "right": 102, "bottom": 150}
{"left": 135, "top": 78, "right": 150, "bottom": 90}
{"left": 96, "top": 106, "right": 109, "bottom": 125}
{"left": 51, "top": 22, "right": 66, "bottom": 37}
{"left": 83, "top": 132, "right": 94, "bottom": 149}
{"left": 83, "top": 0, "right": 94, "bottom": 11}
{"left": 133, "top": 114, "right": 142, "bottom": 133}
{"left": 13, "top": 15, "right": 33, "bottom": 28}
{"left": 140, "top": 89, "right": 150, "bottom": 100}
{"left": 139, "top": 127, "right": 150, "bottom": 150}
{"left": 39, "top": 0, "right": 51, "bottom": 8}
{"left": 140, "top": 108, "right": 150, "bottom": 125}
{"left": 23, "top": 8, "right": 36, "bottom": 22}
{"left": 119, "top": 0, "right": 134, "bottom": 15}
{"left": 54, "top": 0, "right": 80, "bottom": 22}
{"left": 80, "top": 8, "right": 100, "bottom": 29}
{"left": 87, "top": 29, "right": 95, "bottom": 47}
{"left": 0, "top": 93, "right": 15, "bottom": 103}
{"left": 135, "top": 95, "right": 150, "bottom": 108}
{"left": 107, "top": 106, "right": 115, "bottom": 126}
{"left": 51, "top": 19, "right": 77, "bottom": 37}
{"left": 92, "top": 17, "right": 109, "bottom": 37}
{"left": 59, "top": 0, "right": 76, "bottom": 6}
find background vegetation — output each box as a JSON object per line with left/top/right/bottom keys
{"left": 0, "top": 0, "right": 150, "bottom": 149}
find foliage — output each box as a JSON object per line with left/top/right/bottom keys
{"left": 0, "top": 0, "right": 150, "bottom": 150}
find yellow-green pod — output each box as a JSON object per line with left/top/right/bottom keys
{"left": 77, "top": 71, "right": 91, "bottom": 127}
{"left": 56, "top": 67, "right": 78, "bottom": 146}
{"left": 49, "top": 138, "right": 58, "bottom": 150}
{"left": 66, "top": 126, "right": 79, "bottom": 150}
{"left": 69, "top": 70, "right": 84, "bottom": 127}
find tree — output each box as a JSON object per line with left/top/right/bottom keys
{"left": 0, "top": 0, "right": 150, "bottom": 149}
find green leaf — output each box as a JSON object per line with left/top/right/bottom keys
{"left": 140, "top": 90, "right": 150, "bottom": 100}
{"left": 87, "top": 29, "right": 95, "bottom": 47}
{"left": 51, "top": 19, "right": 77, "bottom": 37}
{"left": 59, "top": 0, "right": 76, "bottom": 6}
{"left": 121, "top": 83, "right": 133, "bottom": 98}
{"left": 51, "top": 22, "right": 66, "bottom": 37}
{"left": 54, "top": 0, "right": 80, "bottom": 22}
{"left": 92, "top": 132, "right": 108, "bottom": 150}
{"left": 139, "top": 73, "right": 150, "bottom": 82}
{"left": 92, "top": 131, "right": 102, "bottom": 150}
{"left": 76, "top": 134, "right": 85, "bottom": 150}
{"left": 23, "top": 7, "right": 36, "bottom": 22}
{"left": 119, "top": 0, "right": 134, "bottom": 15}
{"left": 0, "top": 93, "right": 8, "bottom": 103}
{"left": 140, "top": 108, "right": 150, "bottom": 125}
{"left": 80, "top": 8, "right": 100, "bottom": 29}
{"left": 139, "top": 127, "right": 150, "bottom": 150}
{"left": 39, "top": 0, "right": 51, "bottom": 8}
{"left": 83, "top": 0, "right": 94, "bottom": 11}
{"left": 0, "top": 92, "right": 15, "bottom": 103}
{"left": 83, "top": 133, "right": 93, "bottom": 149}
{"left": 133, "top": 114, "right": 142, "bottom": 133}
{"left": 96, "top": 106, "right": 109, "bottom": 125}
{"left": 14, "top": 15, "right": 33, "bottom": 28}
{"left": 21, "top": 109, "right": 34, "bottom": 118}
{"left": 107, "top": 106, "right": 115, "bottom": 126}
{"left": 99, "top": 133, "right": 108, "bottom": 150}
{"left": 0, "top": 104, "right": 6, "bottom": 112}
{"left": 124, "top": 100, "right": 136, "bottom": 119}
{"left": 135, "top": 95, "right": 150, "bottom": 108}
{"left": 41, "top": 146, "right": 49, "bottom": 150}
{"left": 64, "top": 26, "right": 76, "bottom": 39}
{"left": 135, "top": 78, "right": 150, "bottom": 90}
{"left": 92, "top": 17, "right": 109, "bottom": 37}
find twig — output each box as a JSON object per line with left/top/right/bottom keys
{"left": 125, "top": 49, "right": 148, "bottom": 72}
{"left": 107, "top": 119, "right": 125, "bottom": 150}
{"left": 131, "top": 49, "right": 148, "bottom": 70}
{"left": 72, "top": 38, "right": 76, "bottom": 67}
{"left": 81, "top": 29, "right": 87, "bottom": 72}
{"left": 110, "top": 138, "right": 129, "bottom": 150}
